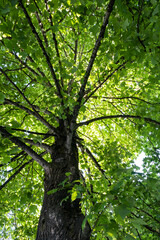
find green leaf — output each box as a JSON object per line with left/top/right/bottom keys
{"left": 90, "top": 25, "right": 99, "bottom": 35}
{"left": 71, "top": 66, "right": 77, "bottom": 73}
{"left": 0, "top": 5, "right": 10, "bottom": 15}
{"left": 124, "top": 234, "right": 136, "bottom": 240}
{"left": 65, "top": 172, "right": 71, "bottom": 177}
{"left": 82, "top": 216, "right": 87, "bottom": 231}
{"left": 51, "top": 24, "right": 59, "bottom": 32}
{"left": 89, "top": 15, "right": 97, "bottom": 25}
{"left": 71, "top": 191, "right": 78, "bottom": 201}
{"left": 11, "top": 0, "right": 18, "bottom": 7}
{"left": 115, "top": 204, "right": 131, "bottom": 220}
{"left": 1, "top": 155, "right": 10, "bottom": 163}
{"left": 10, "top": 120, "right": 21, "bottom": 128}
{"left": 131, "top": 218, "right": 146, "bottom": 230}
{"left": 29, "top": 205, "right": 37, "bottom": 213}
{"left": 122, "top": 19, "right": 129, "bottom": 29}
{"left": 0, "top": 92, "right": 5, "bottom": 103}
{"left": 47, "top": 188, "right": 59, "bottom": 195}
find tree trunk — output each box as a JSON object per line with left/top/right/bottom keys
{"left": 36, "top": 128, "right": 91, "bottom": 240}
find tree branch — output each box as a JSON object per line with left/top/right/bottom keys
{"left": 26, "top": 55, "right": 53, "bottom": 87}
{"left": 59, "top": 31, "right": 75, "bottom": 52}
{"left": 0, "top": 151, "right": 47, "bottom": 190}
{"left": 0, "top": 126, "right": 50, "bottom": 171}
{"left": 44, "top": 0, "right": 63, "bottom": 86}
{"left": 11, "top": 128, "right": 55, "bottom": 136}
{"left": 3, "top": 98, "right": 55, "bottom": 133}
{"left": 12, "top": 52, "right": 40, "bottom": 77}
{"left": 73, "top": 0, "right": 115, "bottom": 119}
{"left": 74, "top": 39, "right": 78, "bottom": 63}
{"left": 19, "top": 0, "right": 63, "bottom": 99}
{"left": 11, "top": 51, "right": 52, "bottom": 87}
{"left": 0, "top": 151, "right": 25, "bottom": 167}
{"left": 0, "top": 67, "right": 26, "bottom": 73}
{"left": 24, "top": 138, "right": 52, "bottom": 153}
{"left": 84, "top": 61, "right": 127, "bottom": 104}
{"left": 0, "top": 69, "right": 56, "bottom": 131}
{"left": 143, "top": 225, "right": 160, "bottom": 236}
{"left": 77, "top": 115, "right": 160, "bottom": 127}
{"left": 33, "top": 0, "right": 42, "bottom": 15}
{"left": 0, "top": 160, "right": 32, "bottom": 191}
{"left": 137, "top": 0, "right": 146, "bottom": 50}
{"left": 78, "top": 142, "right": 111, "bottom": 186}
{"left": 135, "top": 207, "right": 160, "bottom": 224}
{"left": 35, "top": 11, "right": 48, "bottom": 48}
{"left": 5, "top": 95, "right": 56, "bottom": 119}
{"left": 102, "top": 96, "right": 160, "bottom": 105}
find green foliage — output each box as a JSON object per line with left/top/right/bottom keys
{"left": 0, "top": 0, "right": 160, "bottom": 239}
{"left": 0, "top": 92, "right": 5, "bottom": 103}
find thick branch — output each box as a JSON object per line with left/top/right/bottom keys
{"left": 5, "top": 96, "right": 56, "bottom": 119}
{"left": 73, "top": 0, "right": 115, "bottom": 119}
{"left": 74, "top": 39, "right": 78, "bottom": 63}
{"left": 77, "top": 115, "right": 160, "bottom": 127}
{"left": 19, "top": 0, "right": 63, "bottom": 99}
{"left": 0, "top": 126, "right": 50, "bottom": 171}
{"left": 24, "top": 138, "right": 52, "bottom": 153}
{"left": 11, "top": 128, "right": 55, "bottom": 136}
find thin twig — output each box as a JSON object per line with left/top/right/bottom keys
{"left": 0, "top": 160, "right": 32, "bottom": 191}
{"left": 78, "top": 142, "right": 111, "bottom": 186}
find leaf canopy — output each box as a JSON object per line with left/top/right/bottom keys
{"left": 0, "top": 0, "right": 160, "bottom": 239}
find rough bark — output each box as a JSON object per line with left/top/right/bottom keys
{"left": 36, "top": 123, "right": 91, "bottom": 240}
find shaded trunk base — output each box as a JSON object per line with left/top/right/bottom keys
{"left": 36, "top": 190, "right": 91, "bottom": 240}
{"left": 36, "top": 166, "right": 91, "bottom": 240}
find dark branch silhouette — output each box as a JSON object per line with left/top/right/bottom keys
{"left": 0, "top": 160, "right": 32, "bottom": 191}
{"left": 73, "top": 0, "right": 116, "bottom": 119}
{"left": 0, "top": 126, "right": 50, "bottom": 172}
{"left": 77, "top": 115, "right": 160, "bottom": 127}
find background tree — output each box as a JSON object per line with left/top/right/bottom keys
{"left": 0, "top": 0, "right": 160, "bottom": 239}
